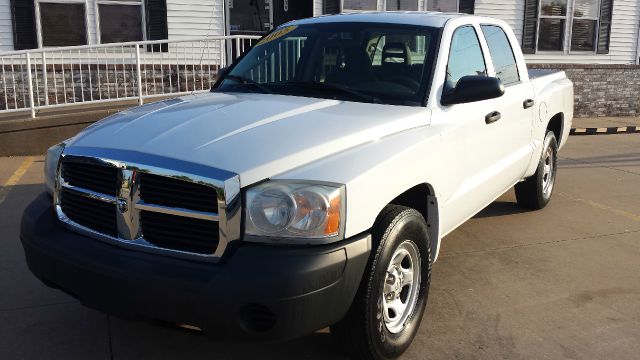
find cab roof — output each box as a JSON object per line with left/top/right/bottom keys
{"left": 289, "top": 11, "right": 467, "bottom": 28}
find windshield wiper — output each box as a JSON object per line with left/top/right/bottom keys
{"left": 223, "top": 75, "right": 273, "bottom": 94}
{"left": 284, "top": 81, "right": 380, "bottom": 103}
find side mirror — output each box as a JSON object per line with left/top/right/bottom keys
{"left": 441, "top": 76, "right": 505, "bottom": 106}
{"left": 211, "top": 66, "right": 230, "bottom": 89}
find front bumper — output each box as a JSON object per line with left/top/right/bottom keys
{"left": 20, "top": 192, "right": 371, "bottom": 341}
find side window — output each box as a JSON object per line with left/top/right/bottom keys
{"left": 481, "top": 25, "right": 520, "bottom": 85}
{"left": 369, "top": 36, "right": 384, "bottom": 66}
{"left": 446, "top": 26, "right": 487, "bottom": 88}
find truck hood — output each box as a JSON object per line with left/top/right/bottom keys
{"left": 68, "top": 92, "right": 429, "bottom": 186}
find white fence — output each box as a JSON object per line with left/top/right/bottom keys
{"left": 0, "top": 35, "right": 261, "bottom": 117}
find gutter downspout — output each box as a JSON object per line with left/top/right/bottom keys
{"left": 636, "top": 19, "right": 640, "bottom": 64}
{"left": 224, "top": 0, "right": 231, "bottom": 66}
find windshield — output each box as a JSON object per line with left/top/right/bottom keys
{"left": 215, "top": 22, "right": 440, "bottom": 106}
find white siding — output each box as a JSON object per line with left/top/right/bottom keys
{"left": 314, "top": 0, "right": 323, "bottom": 17}
{"left": 313, "top": 0, "right": 640, "bottom": 64}
{"left": 477, "top": 0, "right": 640, "bottom": 64}
{"left": 0, "top": 0, "right": 14, "bottom": 52}
{"left": 1, "top": 0, "right": 637, "bottom": 63}
{"left": 167, "top": 0, "right": 225, "bottom": 39}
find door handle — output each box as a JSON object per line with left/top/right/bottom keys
{"left": 485, "top": 111, "right": 501, "bottom": 124}
{"left": 523, "top": 99, "right": 535, "bottom": 109}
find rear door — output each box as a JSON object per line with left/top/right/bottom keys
{"left": 480, "top": 24, "right": 535, "bottom": 181}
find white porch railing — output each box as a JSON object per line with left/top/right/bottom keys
{"left": 0, "top": 35, "right": 261, "bottom": 117}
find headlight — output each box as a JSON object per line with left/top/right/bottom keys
{"left": 245, "top": 181, "right": 345, "bottom": 244}
{"left": 44, "top": 142, "right": 66, "bottom": 196}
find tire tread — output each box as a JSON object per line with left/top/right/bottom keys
{"left": 516, "top": 130, "right": 558, "bottom": 210}
{"left": 332, "top": 205, "right": 427, "bottom": 360}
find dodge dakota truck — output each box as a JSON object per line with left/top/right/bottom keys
{"left": 21, "top": 12, "right": 573, "bottom": 360}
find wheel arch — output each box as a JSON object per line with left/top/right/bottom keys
{"left": 546, "top": 112, "right": 564, "bottom": 146}
{"left": 384, "top": 183, "right": 440, "bottom": 262}
{"left": 525, "top": 111, "right": 566, "bottom": 177}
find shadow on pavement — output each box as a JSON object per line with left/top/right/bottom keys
{"left": 558, "top": 152, "right": 640, "bottom": 167}
{"left": 109, "top": 320, "right": 347, "bottom": 359}
{"left": 473, "top": 200, "right": 529, "bottom": 218}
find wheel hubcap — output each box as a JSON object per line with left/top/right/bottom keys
{"left": 382, "top": 240, "right": 421, "bottom": 334}
{"left": 542, "top": 147, "right": 555, "bottom": 196}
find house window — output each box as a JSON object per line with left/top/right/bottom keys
{"left": 343, "top": 0, "right": 377, "bottom": 10}
{"left": 98, "top": 0, "right": 144, "bottom": 43}
{"left": 386, "top": 0, "right": 419, "bottom": 11}
{"left": 427, "top": 0, "right": 475, "bottom": 14}
{"left": 538, "top": 0, "right": 568, "bottom": 51}
{"left": 570, "top": 0, "right": 599, "bottom": 51}
{"left": 11, "top": 0, "right": 167, "bottom": 49}
{"left": 537, "top": 0, "right": 604, "bottom": 52}
{"left": 323, "top": 0, "right": 341, "bottom": 14}
{"left": 38, "top": 1, "right": 87, "bottom": 46}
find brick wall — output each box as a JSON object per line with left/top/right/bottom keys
{"left": 528, "top": 64, "right": 640, "bottom": 118}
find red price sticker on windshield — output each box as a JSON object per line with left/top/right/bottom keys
{"left": 256, "top": 26, "right": 298, "bottom": 46}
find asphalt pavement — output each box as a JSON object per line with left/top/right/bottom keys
{"left": 0, "top": 133, "right": 639, "bottom": 359}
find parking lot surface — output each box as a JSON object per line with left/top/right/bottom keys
{"left": 1, "top": 134, "right": 639, "bottom": 359}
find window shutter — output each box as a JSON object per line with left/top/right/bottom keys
{"left": 145, "top": 0, "right": 168, "bottom": 52}
{"left": 324, "top": 0, "right": 341, "bottom": 14}
{"left": 596, "top": 0, "right": 613, "bottom": 54}
{"left": 459, "top": 0, "right": 475, "bottom": 15}
{"left": 10, "top": 0, "right": 37, "bottom": 50}
{"left": 521, "top": 0, "right": 539, "bottom": 54}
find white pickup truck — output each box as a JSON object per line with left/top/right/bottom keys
{"left": 21, "top": 12, "right": 572, "bottom": 360}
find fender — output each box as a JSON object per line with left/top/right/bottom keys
{"left": 524, "top": 75, "right": 573, "bottom": 177}
{"left": 274, "top": 125, "right": 451, "bottom": 262}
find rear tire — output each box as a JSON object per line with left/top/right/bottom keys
{"left": 331, "top": 205, "right": 431, "bottom": 360}
{"left": 515, "top": 130, "right": 558, "bottom": 210}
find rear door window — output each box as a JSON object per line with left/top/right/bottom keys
{"left": 481, "top": 25, "right": 520, "bottom": 86}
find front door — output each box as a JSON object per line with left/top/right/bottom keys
{"left": 229, "top": 0, "right": 271, "bottom": 36}
{"left": 436, "top": 25, "right": 505, "bottom": 234}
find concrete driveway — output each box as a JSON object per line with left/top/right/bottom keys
{"left": 1, "top": 134, "right": 639, "bottom": 359}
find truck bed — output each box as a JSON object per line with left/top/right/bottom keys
{"left": 528, "top": 69, "right": 561, "bottom": 80}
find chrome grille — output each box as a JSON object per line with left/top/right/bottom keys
{"left": 140, "top": 211, "right": 220, "bottom": 254}
{"left": 62, "top": 161, "right": 119, "bottom": 196}
{"left": 54, "top": 149, "right": 241, "bottom": 262}
{"left": 139, "top": 172, "right": 218, "bottom": 213}
{"left": 60, "top": 188, "right": 118, "bottom": 237}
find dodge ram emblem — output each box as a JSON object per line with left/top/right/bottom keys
{"left": 117, "top": 199, "right": 128, "bottom": 213}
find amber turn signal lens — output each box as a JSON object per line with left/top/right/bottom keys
{"left": 324, "top": 194, "right": 341, "bottom": 235}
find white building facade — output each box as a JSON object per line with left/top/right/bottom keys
{"left": 1, "top": 0, "right": 226, "bottom": 52}
{"left": 1, "top": 0, "right": 639, "bottom": 116}
{"left": 2, "top": 0, "right": 639, "bottom": 64}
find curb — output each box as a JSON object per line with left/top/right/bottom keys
{"left": 570, "top": 126, "right": 638, "bottom": 136}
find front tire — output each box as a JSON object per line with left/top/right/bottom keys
{"left": 331, "top": 205, "right": 431, "bottom": 360}
{"left": 515, "top": 130, "right": 558, "bottom": 210}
